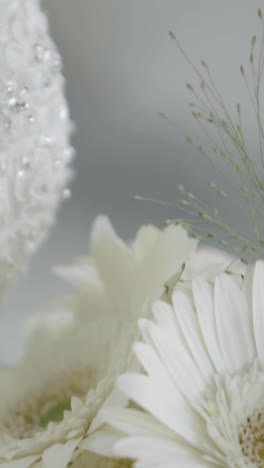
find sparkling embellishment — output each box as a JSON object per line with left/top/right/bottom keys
{"left": 21, "top": 158, "right": 31, "bottom": 170}
{"left": 0, "top": 0, "right": 74, "bottom": 289}
{"left": 62, "top": 188, "right": 71, "bottom": 199}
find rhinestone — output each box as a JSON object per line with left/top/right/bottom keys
{"left": 21, "top": 159, "right": 31, "bottom": 170}
{"left": 8, "top": 97, "right": 17, "bottom": 107}
{"left": 62, "top": 188, "right": 71, "bottom": 199}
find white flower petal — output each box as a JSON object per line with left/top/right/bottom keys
{"left": 138, "top": 318, "right": 156, "bottom": 345}
{"left": 152, "top": 301, "right": 179, "bottom": 337}
{"left": 192, "top": 278, "right": 225, "bottom": 374}
{"left": 0, "top": 456, "right": 40, "bottom": 468}
{"left": 115, "top": 436, "right": 215, "bottom": 467}
{"left": 88, "top": 386, "right": 128, "bottom": 433}
{"left": 253, "top": 261, "right": 264, "bottom": 367}
{"left": 117, "top": 373, "right": 207, "bottom": 450}
{"left": 42, "top": 438, "right": 81, "bottom": 468}
{"left": 132, "top": 225, "right": 161, "bottom": 259}
{"left": 215, "top": 274, "right": 255, "bottom": 374}
{"left": 71, "top": 396, "right": 83, "bottom": 412}
{"left": 172, "top": 290, "right": 214, "bottom": 381}
{"left": 54, "top": 258, "right": 100, "bottom": 288}
{"left": 91, "top": 215, "right": 138, "bottom": 289}
{"left": 135, "top": 224, "right": 197, "bottom": 299}
{"left": 133, "top": 337, "right": 204, "bottom": 405}
{"left": 133, "top": 341, "right": 174, "bottom": 381}
{"left": 135, "top": 330, "right": 203, "bottom": 404}
{"left": 145, "top": 319, "right": 206, "bottom": 401}
{"left": 183, "top": 247, "right": 244, "bottom": 282}
{"left": 102, "top": 407, "right": 174, "bottom": 439}
{"left": 80, "top": 426, "right": 124, "bottom": 457}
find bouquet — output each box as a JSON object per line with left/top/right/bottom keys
{"left": 0, "top": 2, "right": 263, "bottom": 468}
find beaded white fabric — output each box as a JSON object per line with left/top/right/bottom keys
{"left": 0, "top": 0, "right": 74, "bottom": 291}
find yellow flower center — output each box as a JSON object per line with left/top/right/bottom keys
{"left": 2, "top": 368, "right": 95, "bottom": 439}
{"left": 106, "top": 460, "right": 133, "bottom": 468}
{"left": 240, "top": 411, "right": 264, "bottom": 467}
{"left": 74, "top": 453, "right": 133, "bottom": 468}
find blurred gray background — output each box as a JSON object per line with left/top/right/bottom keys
{"left": 0, "top": 0, "right": 262, "bottom": 362}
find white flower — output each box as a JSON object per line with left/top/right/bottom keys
{"left": 0, "top": 310, "right": 131, "bottom": 468}
{"left": 0, "top": 0, "right": 73, "bottom": 292}
{"left": 0, "top": 218, "right": 197, "bottom": 468}
{"left": 0, "top": 216, "right": 244, "bottom": 467}
{"left": 52, "top": 216, "right": 244, "bottom": 465}
{"left": 102, "top": 261, "right": 264, "bottom": 468}
{"left": 56, "top": 218, "right": 244, "bottom": 322}
{"left": 55, "top": 215, "right": 198, "bottom": 324}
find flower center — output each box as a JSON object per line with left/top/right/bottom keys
{"left": 107, "top": 461, "right": 133, "bottom": 468}
{"left": 239, "top": 410, "right": 264, "bottom": 467}
{"left": 75, "top": 452, "right": 133, "bottom": 468}
{"left": 102, "top": 460, "right": 133, "bottom": 468}
{"left": 38, "top": 397, "right": 72, "bottom": 428}
{"left": 2, "top": 367, "right": 95, "bottom": 439}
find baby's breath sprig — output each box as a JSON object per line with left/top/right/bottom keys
{"left": 166, "top": 8, "right": 264, "bottom": 261}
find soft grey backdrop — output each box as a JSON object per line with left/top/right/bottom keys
{"left": 0, "top": 0, "right": 262, "bottom": 362}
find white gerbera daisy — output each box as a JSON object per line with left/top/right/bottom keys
{"left": 55, "top": 215, "right": 198, "bottom": 322}
{"left": 55, "top": 216, "right": 244, "bottom": 324}
{"left": 0, "top": 217, "right": 243, "bottom": 468}
{"left": 55, "top": 216, "right": 202, "bottom": 379}
{"left": 0, "top": 309, "right": 133, "bottom": 468}
{"left": 0, "top": 218, "right": 198, "bottom": 468}
{"left": 102, "top": 261, "right": 264, "bottom": 468}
